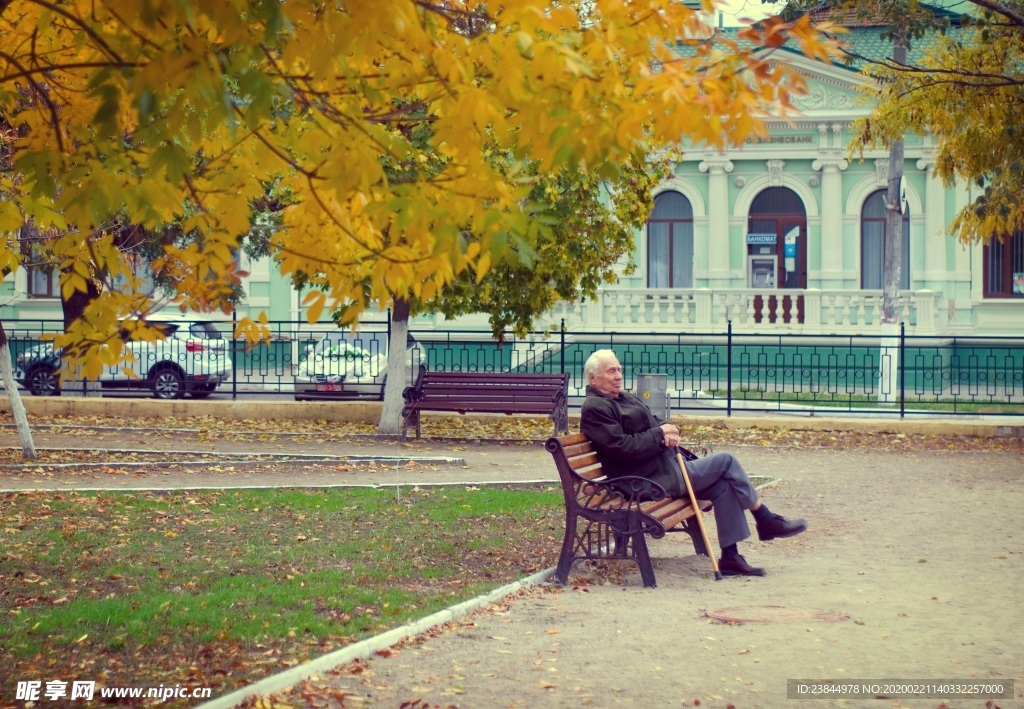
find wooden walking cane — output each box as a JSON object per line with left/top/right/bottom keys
{"left": 676, "top": 450, "right": 723, "bottom": 581}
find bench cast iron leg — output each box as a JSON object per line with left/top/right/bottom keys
{"left": 400, "top": 410, "right": 421, "bottom": 440}
{"left": 633, "top": 531, "right": 657, "bottom": 588}
{"left": 554, "top": 513, "right": 580, "bottom": 584}
{"left": 684, "top": 520, "right": 710, "bottom": 557}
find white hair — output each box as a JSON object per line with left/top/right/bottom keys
{"left": 584, "top": 349, "right": 619, "bottom": 382}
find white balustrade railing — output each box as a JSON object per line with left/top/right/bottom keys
{"left": 549, "top": 288, "right": 945, "bottom": 334}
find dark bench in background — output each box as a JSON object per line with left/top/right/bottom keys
{"left": 545, "top": 432, "right": 713, "bottom": 588}
{"left": 401, "top": 368, "right": 570, "bottom": 439}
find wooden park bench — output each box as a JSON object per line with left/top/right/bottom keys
{"left": 401, "top": 367, "right": 570, "bottom": 440}
{"left": 545, "top": 432, "right": 714, "bottom": 588}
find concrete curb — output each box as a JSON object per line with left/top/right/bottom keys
{"left": 6, "top": 397, "right": 1023, "bottom": 438}
{"left": 194, "top": 567, "right": 556, "bottom": 709}
{"left": 671, "top": 413, "right": 1024, "bottom": 438}
{"left": 0, "top": 480, "right": 558, "bottom": 494}
{"left": 1, "top": 397, "right": 387, "bottom": 424}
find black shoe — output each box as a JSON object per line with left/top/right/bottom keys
{"left": 757, "top": 513, "right": 808, "bottom": 541}
{"left": 718, "top": 554, "right": 766, "bottom": 577}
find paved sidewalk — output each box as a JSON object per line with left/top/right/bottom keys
{"left": 0, "top": 427, "right": 559, "bottom": 490}
{"left": 229, "top": 443, "right": 1022, "bottom": 709}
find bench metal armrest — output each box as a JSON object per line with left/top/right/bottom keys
{"left": 570, "top": 474, "right": 669, "bottom": 538}
{"left": 599, "top": 474, "right": 669, "bottom": 505}
{"left": 401, "top": 364, "right": 428, "bottom": 405}
{"left": 572, "top": 473, "right": 668, "bottom": 509}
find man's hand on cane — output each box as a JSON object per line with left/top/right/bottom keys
{"left": 660, "top": 423, "right": 681, "bottom": 448}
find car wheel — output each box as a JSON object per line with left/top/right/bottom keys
{"left": 150, "top": 367, "right": 185, "bottom": 400}
{"left": 27, "top": 365, "right": 60, "bottom": 396}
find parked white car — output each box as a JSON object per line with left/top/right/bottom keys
{"left": 15, "top": 314, "right": 233, "bottom": 400}
{"left": 293, "top": 333, "right": 419, "bottom": 401}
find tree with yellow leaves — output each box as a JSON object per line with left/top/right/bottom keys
{"left": 852, "top": 1, "right": 1024, "bottom": 246}
{"left": 1, "top": 0, "right": 840, "bottom": 434}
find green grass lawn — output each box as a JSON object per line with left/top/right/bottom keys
{"left": 0, "top": 486, "right": 564, "bottom": 705}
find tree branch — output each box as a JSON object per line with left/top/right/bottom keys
{"left": 969, "top": 0, "right": 1024, "bottom": 28}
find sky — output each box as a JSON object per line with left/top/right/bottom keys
{"left": 718, "top": 0, "right": 777, "bottom": 26}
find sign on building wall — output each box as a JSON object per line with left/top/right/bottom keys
{"left": 746, "top": 233, "right": 777, "bottom": 245}
{"left": 744, "top": 135, "right": 816, "bottom": 145}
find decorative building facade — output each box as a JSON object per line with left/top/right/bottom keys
{"left": 533, "top": 37, "right": 1023, "bottom": 337}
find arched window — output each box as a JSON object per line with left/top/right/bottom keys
{"left": 750, "top": 187, "right": 804, "bottom": 215}
{"left": 984, "top": 229, "right": 1024, "bottom": 297}
{"left": 861, "top": 190, "right": 909, "bottom": 290}
{"left": 748, "top": 186, "right": 807, "bottom": 290}
{"left": 647, "top": 191, "right": 693, "bottom": 288}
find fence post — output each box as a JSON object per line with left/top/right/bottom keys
{"left": 560, "top": 319, "right": 566, "bottom": 375}
{"left": 899, "top": 321, "right": 906, "bottom": 419}
{"left": 231, "top": 309, "right": 238, "bottom": 401}
{"left": 726, "top": 320, "right": 733, "bottom": 417}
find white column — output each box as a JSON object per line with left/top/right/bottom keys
{"left": 812, "top": 156, "right": 848, "bottom": 287}
{"left": 917, "top": 156, "right": 946, "bottom": 287}
{"left": 953, "top": 180, "right": 977, "bottom": 333}
{"left": 699, "top": 154, "right": 734, "bottom": 286}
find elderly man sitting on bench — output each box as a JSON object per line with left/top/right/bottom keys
{"left": 580, "top": 349, "right": 808, "bottom": 577}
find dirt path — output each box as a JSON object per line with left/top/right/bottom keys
{"left": 279, "top": 446, "right": 1024, "bottom": 709}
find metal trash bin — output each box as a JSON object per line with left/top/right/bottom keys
{"left": 636, "top": 372, "right": 670, "bottom": 421}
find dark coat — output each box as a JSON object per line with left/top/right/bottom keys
{"left": 579, "top": 385, "right": 686, "bottom": 497}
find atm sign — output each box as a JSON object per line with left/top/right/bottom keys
{"left": 746, "top": 233, "right": 777, "bottom": 245}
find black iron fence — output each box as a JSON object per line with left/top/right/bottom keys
{"left": 5, "top": 317, "right": 1024, "bottom": 417}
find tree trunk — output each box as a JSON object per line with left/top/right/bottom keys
{"left": 882, "top": 148, "right": 905, "bottom": 323}
{"left": 0, "top": 321, "right": 37, "bottom": 460}
{"left": 377, "top": 298, "right": 411, "bottom": 435}
{"left": 879, "top": 33, "right": 908, "bottom": 406}
{"left": 60, "top": 274, "right": 103, "bottom": 397}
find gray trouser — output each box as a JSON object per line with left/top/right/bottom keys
{"left": 681, "top": 452, "right": 758, "bottom": 549}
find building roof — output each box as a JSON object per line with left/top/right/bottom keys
{"left": 677, "top": 2, "right": 971, "bottom": 74}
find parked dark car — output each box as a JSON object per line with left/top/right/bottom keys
{"left": 13, "top": 315, "right": 233, "bottom": 399}
{"left": 14, "top": 344, "right": 62, "bottom": 396}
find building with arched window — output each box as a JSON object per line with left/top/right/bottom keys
{"left": 532, "top": 6, "right": 1022, "bottom": 338}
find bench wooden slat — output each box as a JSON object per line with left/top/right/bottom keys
{"left": 417, "top": 371, "right": 560, "bottom": 379}
{"left": 413, "top": 386, "right": 564, "bottom": 396}
{"left": 558, "top": 432, "right": 590, "bottom": 447}
{"left": 658, "top": 507, "right": 700, "bottom": 532}
{"left": 574, "top": 468, "right": 605, "bottom": 482}
{"left": 568, "top": 452, "right": 602, "bottom": 470}
{"left": 640, "top": 497, "right": 689, "bottom": 516}
{"left": 417, "top": 385, "right": 562, "bottom": 391}
{"left": 416, "top": 402, "right": 555, "bottom": 413}
{"left": 414, "top": 400, "right": 556, "bottom": 409}
{"left": 563, "top": 442, "right": 595, "bottom": 459}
